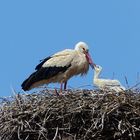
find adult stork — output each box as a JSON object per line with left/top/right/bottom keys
{"left": 21, "top": 42, "right": 95, "bottom": 91}
{"left": 93, "top": 65, "right": 126, "bottom": 92}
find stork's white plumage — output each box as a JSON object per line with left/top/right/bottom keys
{"left": 22, "top": 42, "right": 95, "bottom": 91}
{"left": 93, "top": 65, "right": 126, "bottom": 92}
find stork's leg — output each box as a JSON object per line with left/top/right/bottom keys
{"left": 64, "top": 81, "right": 67, "bottom": 90}
{"left": 60, "top": 82, "right": 63, "bottom": 93}
{"left": 54, "top": 83, "right": 63, "bottom": 96}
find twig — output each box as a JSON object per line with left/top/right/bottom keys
{"left": 53, "top": 127, "right": 58, "bottom": 140}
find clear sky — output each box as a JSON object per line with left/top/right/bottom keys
{"left": 0, "top": 0, "right": 140, "bottom": 96}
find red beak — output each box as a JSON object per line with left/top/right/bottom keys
{"left": 85, "top": 52, "right": 95, "bottom": 69}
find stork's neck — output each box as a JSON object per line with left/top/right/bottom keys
{"left": 94, "top": 70, "right": 100, "bottom": 79}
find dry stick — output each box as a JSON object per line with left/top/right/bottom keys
{"left": 37, "top": 132, "right": 41, "bottom": 140}
{"left": 25, "top": 134, "right": 29, "bottom": 140}
{"left": 25, "top": 120, "right": 32, "bottom": 130}
{"left": 17, "top": 127, "right": 22, "bottom": 140}
{"left": 39, "top": 130, "right": 48, "bottom": 140}
{"left": 84, "top": 122, "right": 95, "bottom": 140}
{"left": 100, "top": 112, "right": 106, "bottom": 130}
{"left": 53, "top": 127, "right": 58, "bottom": 140}
{"left": 128, "top": 82, "right": 140, "bottom": 90}
{"left": 124, "top": 76, "right": 129, "bottom": 88}
{"left": 15, "top": 94, "right": 23, "bottom": 111}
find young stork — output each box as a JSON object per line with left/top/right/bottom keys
{"left": 93, "top": 65, "right": 126, "bottom": 92}
{"left": 22, "top": 42, "right": 95, "bottom": 91}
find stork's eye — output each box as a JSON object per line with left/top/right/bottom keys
{"left": 82, "top": 48, "right": 85, "bottom": 51}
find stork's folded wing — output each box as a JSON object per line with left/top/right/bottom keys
{"left": 42, "top": 49, "right": 76, "bottom": 67}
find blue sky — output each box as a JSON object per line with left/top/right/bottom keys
{"left": 0, "top": 0, "right": 140, "bottom": 96}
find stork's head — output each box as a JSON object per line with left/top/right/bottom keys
{"left": 94, "top": 65, "right": 102, "bottom": 73}
{"left": 75, "top": 42, "right": 89, "bottom": 53}
{"left": 75, "top": 41, "right": 95, "bottom": 69}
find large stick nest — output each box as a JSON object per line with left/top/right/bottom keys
{"left": 0, "top": 89, "right": 140, "bottom": 140}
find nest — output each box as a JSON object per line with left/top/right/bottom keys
{"left": 0, "top": 89, "right": 140, "bottom": 140}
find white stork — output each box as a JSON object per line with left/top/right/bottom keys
{"left": 93, "top": 65, "right": 126, "bottom": 92}
{"left": 21, "top": 42, "right": 95, "bottom": 91}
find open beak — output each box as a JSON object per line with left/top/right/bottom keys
{"left": 85, "top": 52, "right": 96, "bottom": 69}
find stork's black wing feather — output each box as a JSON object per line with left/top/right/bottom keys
{"left": 35, "top": 56, "right": 52, "bottom": 70}
{"left": 21, "top": 64, "right": 71, "bottom": 91}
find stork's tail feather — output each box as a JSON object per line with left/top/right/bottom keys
{"left": 21, "top": 79, "right": 30, "bottom": 91}
{"left": 21, "top": 72, "right": 37, "bottom": 91}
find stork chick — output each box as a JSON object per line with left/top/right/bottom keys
{"left": 22, "top": 42, "right": 95, "bottom": 91}
{"left": 93, "top": 65, "right": 126, "bottom": 92}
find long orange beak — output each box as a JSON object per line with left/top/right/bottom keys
{"left": 85, "top": 52, "right": 96, "bottom": 69}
